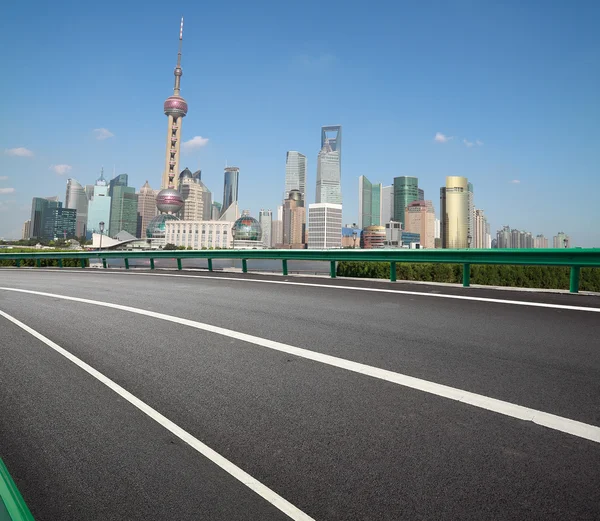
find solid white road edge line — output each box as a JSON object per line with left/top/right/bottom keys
{"left": 12, "top": 268, "right": 600, "bottom": 313}
{"left": 0, "top": 308, "right": 316, "bottom": 521}
{"left": 2, "top": 286, "right": 599, "bottom": 444}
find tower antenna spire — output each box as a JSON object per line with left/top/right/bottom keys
{"left": 173, "top": 17, "right": 184, "bottom": 95}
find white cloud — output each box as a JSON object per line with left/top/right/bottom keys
{"left": 50, "top": 164, "right": 72, "bottom": 175}
{"left": 5, "top": 147, "right": 34, "bottom": 157}
{"left": 463, "top": 139, "right": 474, "bottom": 147}
{"left": 476, "top": 140, "right": 484, "bottom": 146}
{"left": 510, "top": 179, "right": 521, "bottom": 184}
{"left": 434, "top": 132, "right": 452, "bottom": 143}
{"left": 0, "top": 176, "right": 8, "bottom": 181}
{"left": 182, "top": 136, "right": 209, "bottom": 151}
{"left": 0, "top": 188, "right": 15, "bottom": 194}
{"left": 94, "top": 128, "right": 114, "bottom": 140}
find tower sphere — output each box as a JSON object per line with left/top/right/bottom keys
{"left": 156, "top": 188, "right": 184, "bottom": 214}
{"left": 164, "top": 96, "right": 188, "bottom": 117}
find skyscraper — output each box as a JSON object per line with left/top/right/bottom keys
{"left": 192, "top": 169, "right": 213, "bottom": 220}
{"left": 179, "top": 168, "right": 204, "bottom": 221}
{"left": 308, "top": 203, "right": 342, "bottom": 249}
{"left": 474, "top": 208, "right": 488, "bottom": 249}
{"left": 87, "top": 169, "right": 111, "bottom": 238}
{"left": 405, "top": 200, "right": 435, "bottom": 249}
{"left": 418, "top": 188, "right": 425, "bottom": 201}
{"left": 259, "top": 209, "right": 272, "bottom": 249}
{"left": 393, "top": 176, "right": 419, "bottom": 226}
{"left": 440, "top": 176, "right": 469, "bottom": 249}
{"left": 65, "top": 178, "right": 88, "bottom": 237}
{"left": 285, "top": 151, "right": 307, "bottom": 201}
{"left": 553, "top": 232, "right": 570, "bottom": 248}
{"left": 381, "top": 185, "right": 394, "bottom": 224}
{"left": 358, "top": 176, "right": 382, "bottom": 229}
{"left": 467, "top": 182, "right": 474, "bottom": 248}
{"left": 22, "top": 220, "right": 30, "bottom": 240}
{"left": 137, "top": 181, "right": 157, "bottom": 238}
{"left": 282, "top": 190, "right": 305, "bottom": 247}
{"left": 222, "top": 166, "right": 240, "bottom": 215}
{"left": 161, "top": 18, "right": 187, "bottom": 192}
{"left": 29, "top": 197, "right": 76, "bottom": 240}
{"left": 316, "top": 125, "right": 342, "bottom": 204}
{"left": 109, "top": 178, "right": 138, "bottom": 237}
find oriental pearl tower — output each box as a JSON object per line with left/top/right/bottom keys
{"left": 155, "top": 17, "right": 186, "bottom": 216}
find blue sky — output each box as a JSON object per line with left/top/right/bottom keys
{"left": 1, "top": 0, "right": 599, "bottom": 245}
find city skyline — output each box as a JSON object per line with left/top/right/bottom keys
{"left": 1, "top": 2, "right": 599, "bottom": 245}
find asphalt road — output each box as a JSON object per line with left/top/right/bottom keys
{"left": 1, "top": 268, "right": 599, "bottom": 520}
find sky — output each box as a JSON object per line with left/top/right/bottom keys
{"left": 1, "top": 0, "right": 599, "bottom": 245}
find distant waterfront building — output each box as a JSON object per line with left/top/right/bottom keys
{"left": 553, "top": 232, "right": 570, "bottom": 248}
{"left": 359, "top": 175, "right": 382, "bottom": 229}
{"left": 136, "top": 181, "right": 157, "bottom": 238}
{"left": 179, "top": 169, "right": 204, "bottom": 221}
{"left": 418, "top": 188, "right": 424, "bottom": 201}
{"left": 383, "top": 221, "right": 421, "bottom": 248}
{"left": 30, "top": 196, "right": 59, "bottom": 239}
{"left": 381, "top": 185, "right": 394, "bottom": 224}
{"left": 496, "top": 225, "right": 512, "bottom": 248}
{"left": 316, "top": 126, "right": 342, "bottom": 205}
{"left": 434, "top": 218, "right": 441, "bottom": 240}
{"left": 467, "top": 183, "right": 474, "bottom": 248}
{"left": 222, "top": 166, "right": 240, "bottom": 216}
{"left": 496, "top": 226, "right": 537, "bottom": 249}
{"left": 232, "top": 211, "right": 264, "bottom": 249}
{"left": 285, "top": 151, "right": 307, "bottom": 201}
{"left": 393, "top": 176, "right": 419, "bottom": 226}
{"left": 405, "top": 200, "right": 435, "bottom": 249}
{"left": 191, "top": 170, "right": 213, "bottom": 221}
{"left": 22, "top": 220, "right": 31, "bottom": 240}
{"left": 165, "top": 220, "right": 233, "bottom": 249}
{"left": 474, "top": 209, "right": 488, "bottom": 249}
{"left": 282, "top": 190, "right": 306, "bottom": 247}
{"left": 361, "top": 225, "right": 386, "bottom": 249}
{"left": 259, "top": 209, "right": 272, "bottom": 249}
{"left": 211, "top": 202, "right": 222, "bottom": 221}
{"left": 440, "top": 176, "right": 469, "bottom": 248}
{"left": 271, "top": 220, "right": 283, "bottom": 248}
{"left": 65, "top": 178, "right": 88, "bottom": 237}
{"left": 308, "top": 203, "right": 342, "bottom": 249}
{"left": 87, "top": 170, "right": 111, "bottom": 238}
{"left": 109, "top": 179, "right": 138, "bottom": 237}
{"left": 534, "top": 234, "right": 549, "bottom": 248}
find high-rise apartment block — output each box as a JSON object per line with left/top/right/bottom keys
{"left": 316, "top": 126, "right": 342, "bottom": 205}
{"left": 467, "top": 183, "right": 474, "bottom": 247}
{"left": 393, "top": 176, "right": 419, "bottom": 226}
{"left": 440, "top": 176, "right": 469, "bottom": 248}
{"left": 405, "top": 200, "right": 435, "bottom": 249}
{"left": 474, "top": 209, "right": 489, "bottom": 249}
{"left": 22, "top": 220, "right": 31, "bottom": 240}
{"left": 285, "top": 151, "right": 307, "bottom": 200}
{"left": 359, "top": 176, "right": 382, "bottom": 229}
{"left": 308, "top": 203, "right": 342, "bottom": 249}
{"left": 553, "top": 232, "right": 570, "bottom": 248}
{"left": 109, "top": 177, "right": 138, "bottom": 237}
{"left": 87, "top": 170, "right": 111, "bottom": 238}
{"left": 381, "top": 185, "right": 394, "bottom": 224}
{"left": 65, "top": 178, "right": 88, "bottom": 237}
{"left": 179, "top": 169, "right": 205, "bottom": 221}
{"left": 534, "top": 234, "right": 549, "bottom": 248}
{"left": 259, "top": 209, "right": 272, "bottom": 249}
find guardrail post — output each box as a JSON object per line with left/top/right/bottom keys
{"left": 58, "top": 259, "right": 63, "bottom": 268}
{"left": 177, "top": 258, "right": 182, "bottom": 271}
{"left": 36, "top": 259, "right": 41, "bottom": 268}
{"left": 330, "top": 261, "right": 336, "bottom": 278}
{"left": 242, "top": 259, "right": 248, "bottom": 273}
{"left": 207, "top": 258, "right": 213, "bottom": 272}
{"left": 102, "top": 258, "right": 107, "bottom": 269}
{"left": 80, "top": 258, "right": 86, "bottom": 269}
{"left": 150, "top": 258, "right": 155, "bottom": 270}
{"left": 462, "top": 263, "right": 471, "bottom": 287}
{"left": 124, "top": 258, "right": 129, "bottom": 270}
{"left": 15, "top": 259, "right": 20, "bottom": 268}
{"left": 570, "top": 266, "right": 580, "bottom": 293}
{"left": 282, "top": 259, "right": 288, "bottom": 276}
{"left": 390, "top": 261, "right": 397, "bottom": 282}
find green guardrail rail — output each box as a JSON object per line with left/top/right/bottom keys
{"left": 1, "top": 248, "right": 600, "bottom": 293}
{"left": 0, "top": 460, "right": 34, "bottom": 521}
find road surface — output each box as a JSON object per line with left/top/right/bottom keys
{"left": 1, "top": 268, "right": 599, "bottom": 520}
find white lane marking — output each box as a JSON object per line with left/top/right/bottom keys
{"left": 8, "top": 268, "right": 600, "bottom": 313}
{"left": 2, "top": 286, "right": 599, "bottom": 444}
{"left": 0, "top": 309, "right": 315, "bottom": 521}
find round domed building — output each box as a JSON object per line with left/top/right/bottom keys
{"left": 232, "top": 211, "right": 264, "bottom": 249}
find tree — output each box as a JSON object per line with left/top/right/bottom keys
{"left": 163, "top": 243, "right": 177, "bottom": 250}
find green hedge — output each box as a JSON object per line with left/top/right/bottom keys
{"left": 0, "top": 249, "right": 89, "bottom": 268}
{"left": 337, "top": 261, "right": 600, "bottom": 292}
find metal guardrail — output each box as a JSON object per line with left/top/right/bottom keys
{"left": 0, "top": 460, "right": 34, "bottom": 521}
{"left": 1, "top": 248, "right": 599, "bottom": 293}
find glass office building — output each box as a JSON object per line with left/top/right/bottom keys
{"left": 440, "top": 176, "right": 469, "bottom": 249}
{"left": 359, "top": 175, "right": 382, "bottom": 229}
{"left": 222, "top": 167, "right": 240, "bottom": 216}
{"left": 109, "top": 185, "right": 138, "bottom": 237}
{"left": 285, "top": 151, "right": 307, "bottom": 201}
{"left": 316, "top": 126, "right": 342, "bottom": 205}
{"left": 393, "top": 176, "right": 419, "bottom": 226}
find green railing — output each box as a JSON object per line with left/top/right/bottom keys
{"left": 0, "top": 460, "right": 34, "bottom": 521}
{"left": 1, "top": 248, "right": 599, "bottom": 293}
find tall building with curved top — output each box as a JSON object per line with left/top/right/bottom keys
{"left": 161, "top": 18, "right": 188, "bottom": 192}
{"left": 222, "top": 167, "right": 240, "bottom": 215}
{"left": 316, "top": 126, "right": 342, "bottom": 204}
{"left": 65, "top": 178, "right": 88, "bottom": 237}
{"left": 440, "top": 176, "right": 469, "bottom": 249}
